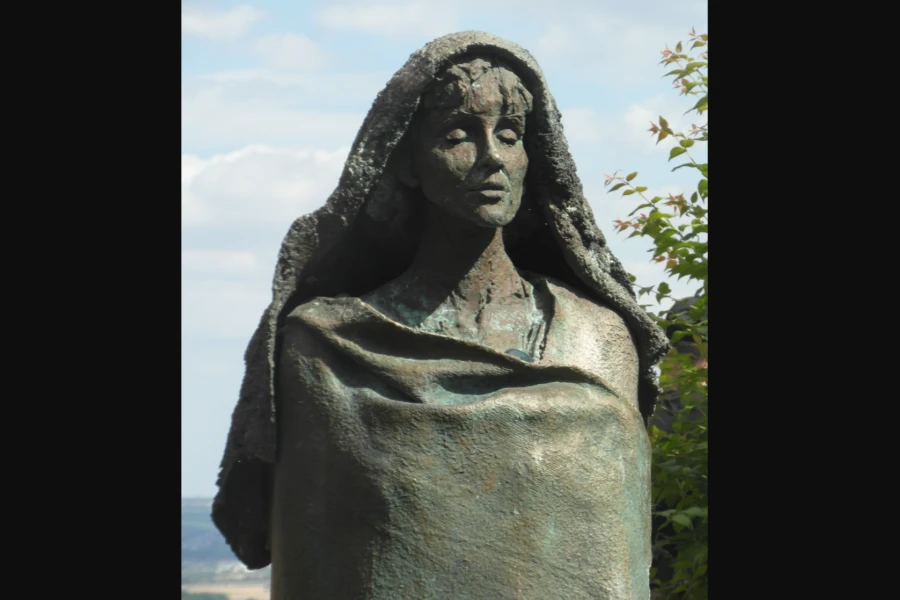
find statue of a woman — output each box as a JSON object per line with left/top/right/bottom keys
{"left": 212, "top": 31, "right": 669, "bottom": 600}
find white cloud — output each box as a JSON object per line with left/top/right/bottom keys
{"left": 315, "top": 2, "right": 459, "bottom": 38}
{"left": 562, "top": 98, "right": 706, "bottom": 158}
{"left": 534, "top": 24, "right": 580, "bottom": 61}
{"left": 182, "top": 250, "right": 262, "bottom": 274}
{"left": 192, "top": 69, "right": 391, "bottom": 111}
{"left": 182, "top": 145, "right": 350, "bottom": 228}
{"left": 534, "top": 13, "right": 706, "bottom": 84}
{"left": 182, "top": 75, "right": 368, "bottom": 150}
{"left": 181, "top": 4, "right": 264, "bottom": 42}
{"left": 182, "top": 155, "right": 211, "bottom": 224}
{"left": 255, "top": 33, "right": 332, "bottom": 71}
{"left": 182, "top": 278, "right": 271, "bottom": 340}
{"left": 198, "top": 68, "right": 389, "bottom": 90}
{"left": 560, "top": 108, "right": 608, "bottom": 144}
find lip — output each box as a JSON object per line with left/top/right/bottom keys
{"left": 470, "top": 182, "right": 507, "bottom": 192}
{"left": 469, "top": 189, "right": 507, "bottom": 203}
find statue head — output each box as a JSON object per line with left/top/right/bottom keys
{"left": 395, "top": 55, "right": 534, "bottom": 229}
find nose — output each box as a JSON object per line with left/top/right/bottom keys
{"left": 479, "top": 137, "right": 504, "bottom": 170}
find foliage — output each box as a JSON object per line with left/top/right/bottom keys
{"left": 606, "top": 28, "right": 708, "bottom": 600}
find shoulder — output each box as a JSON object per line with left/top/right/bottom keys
{"left": 276, "top": 296, "right": 369, "bottom": 381}
{"left": 280, "top": 296, "right": 365, "bottom": 347}
{"left": 284, "top": 295, "right": 360, "bottom": 323}
{"left": 536, "top": 275, "right": 634, "bottom": 338}
{"left": 532, "top": 274, "right": 640, "bottom": 409}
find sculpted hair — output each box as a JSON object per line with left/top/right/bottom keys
{"left": 423, "top": 55, "right": 534, "bottom": 115}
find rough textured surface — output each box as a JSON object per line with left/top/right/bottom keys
{"left": 212, "top": 30, "right": 669, "bottom": 577}
{"left": 271, "top": 277, "right": 650, "bottom": 599}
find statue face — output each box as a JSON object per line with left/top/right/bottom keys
{"left": 412, "top": 73, "right": 528, "bottom": 228}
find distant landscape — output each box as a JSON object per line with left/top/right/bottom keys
{"left": 182, "top": 498, "right": 270, "bottom": 600}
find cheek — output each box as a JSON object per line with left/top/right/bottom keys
{"left": 424, "top": 147, "right": 475, "bottom": 183}
{"left": 506, "top": 147, "right": 529, "bottom": 185}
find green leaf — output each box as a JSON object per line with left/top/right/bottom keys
{"left": 672, "top": 514, "right": 693, "bottom": 528}
{"left": 659, "top": 115, "right": 669, "bottom": 129}
{"left": 691, "top": 95, "right": 708, "bottom": 113}
{"left": 698, "top": 179, "right": 708, "bottom": 198}
{"left": 680, "top": 139, "right": 695, "bottom": 148}
{"left": 628, "top": 202, "right": 654, "bottom": 216}
{"left": 626, "top": 172, "right": 638, "bottom": 181}
{"left": 658, "top": 282, "right": 671, "bottom": 295}
{"left": 635, "top": 186, "right": 648, "bottom": 193}
{"left": 623, "top": 189, "right": 636, "bottom": 196}
{"left": 609, "top": 182, "right": 626, "bottom": 192}
{"left": 686, "top": 61, "right": 707, "bottom": 70}
{"left": 675, "top": 41, "right": 683, "bottom": 53}
{"left": 669, "top": 147, "right": 687, "bottom": 161}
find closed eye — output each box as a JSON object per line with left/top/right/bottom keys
{"left": 497, "top": 129, "right": 519, "bottom": 145}
{"left": 444, "top": 128, "right": 468, "bottom": 145}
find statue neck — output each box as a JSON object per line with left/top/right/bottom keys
{"left": 407, "top": 204, "right": 525, "bottom": 307}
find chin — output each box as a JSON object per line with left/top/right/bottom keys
{"left": 469, "top": 200, "right": 520, "bottom": 228}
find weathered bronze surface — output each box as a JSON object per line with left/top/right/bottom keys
{"left": 212, "top": 31, "right": 670, "bottom": 600}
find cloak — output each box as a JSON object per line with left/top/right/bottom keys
{"left": 210, "top": 31, "right": 669, "bottom": 579}
{"left": 270, "top": 277, "right": 650, "bottom": 599}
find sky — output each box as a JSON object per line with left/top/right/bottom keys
{"left": 182, "top": 0, "right": 708, "bottom": 497}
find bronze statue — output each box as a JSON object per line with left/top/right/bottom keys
{"left": 212, "top": 31, "right": 669, "bottom": 599}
